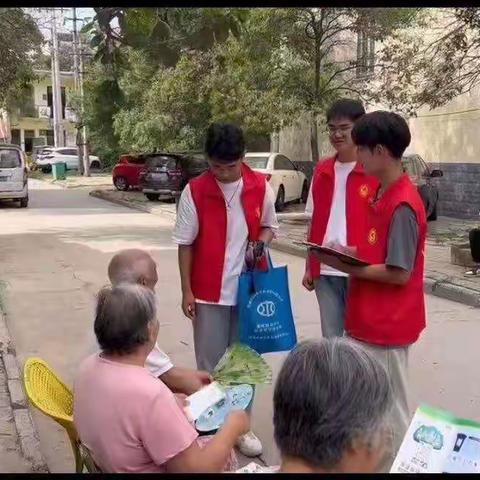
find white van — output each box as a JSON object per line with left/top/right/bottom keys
{"left": 0, "top": 144, "right": 28, "bottom": 208}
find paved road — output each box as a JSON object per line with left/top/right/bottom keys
{"left": 0, "top": 180, "right": 479, "bottom": 472}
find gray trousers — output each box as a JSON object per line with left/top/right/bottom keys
{"left": 193, "top": 303, "right": 254, "bottom": 412}
{"left": 347, "top": 336, "right": 410, "bottom": 473}
{"left": 314, "top": 275, "right": 348, "bottom": 338}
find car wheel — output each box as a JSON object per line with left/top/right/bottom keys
{"left": 300, "top": 181, "right": 309, "bottom": 204}
{"left": 145, "top": 193, "right": 160, "bottom": 201}
{"left": 90, "top": 160, "right": 101, "bottom": 170}
{"left": 114, "top": 176, "right": 129, "bottom": 191}
{"left": 275, "top": 185, "right": 285, "bottom": 212}
{"left": 41, "top": 166, "right": 51, "bottom": 174}
{"left": 19, "top": 196, "right": 28, "bottom": 208}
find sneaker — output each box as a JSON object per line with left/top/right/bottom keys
{"left": 465, "top": 268, "right": 479, "bottom": 277}
{"left": 236, "top": 431, "right": 263, "bottom": 457}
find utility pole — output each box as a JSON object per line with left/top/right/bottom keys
{"left": 51, "top": 8, "right": 65, "bottom": 148}
{"left": 72, "top": 8, "right": 79, "bottom": 91}
{"left": 71, "top": 7, "right": 84, "bottom": 175}
{"left": 78, "top": 32, "right": 90, "bottom": 176}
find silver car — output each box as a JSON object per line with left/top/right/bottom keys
{"left": 0, "top": 144, "right": 28, "bottom": 208}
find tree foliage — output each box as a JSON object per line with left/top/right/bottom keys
{"left": 371, "top": 8, "right": 480, "bottom": 113}
{"left": 0, "top": 8, "right": 43, "bottom": 107}
{"left": 81, "top": 7, "right": 421, "bottom": 164}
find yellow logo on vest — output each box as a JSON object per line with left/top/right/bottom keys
{"left": 368, "top": 228, "right": 378, "bottom": 245}
{"left": 359, "top": 184, "right": 369, "bottom": 198}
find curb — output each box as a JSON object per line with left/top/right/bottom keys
{"left": 89, "top": 190, "right": 177, "bottom": 221}
{"left": 90, "top": 191, "right": 480, "bottom": 309}
{"left": 271, "top": 239, "right": 480, "bottom": 308}
{"left": 0, "top": 309, "right": 49, "bottom": 472}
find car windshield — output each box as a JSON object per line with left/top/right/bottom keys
{"left": 146, "top": 155, "right": 177, "bottom": 169}
{"left": 244, "top": 156, "right": 269, "bottom": 169}
{"left": 0, "top": 149, "right": 21, "bottom": 168}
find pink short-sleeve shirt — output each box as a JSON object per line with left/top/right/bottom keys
{"left": 73, "top": 354, "right": 198, "bottom": 473}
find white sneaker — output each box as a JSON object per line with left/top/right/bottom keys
{"left": 236, "top": 431, "right": 263, "bottom": 457}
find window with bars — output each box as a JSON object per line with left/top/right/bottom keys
{"left": 356, "top": 31, "right": 375, "bottom": 78}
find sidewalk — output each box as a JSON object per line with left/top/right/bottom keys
{"left": 29, "top": 171, "right": 112, "bottom": 190}
{"left": 90, "top": 188, "right": 480, "bottom": 308}
{"left": 0, "top": 302, "right": 48, "bottom": 472}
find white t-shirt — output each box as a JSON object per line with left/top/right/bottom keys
{"left": 145, "top": 343, "right": 173, "bottom": 378}
{"left": 172, "top": 179, "right": 278, "bottom": 306}
{"left": 306, "top": 160, "right": 356, "bottom": 277}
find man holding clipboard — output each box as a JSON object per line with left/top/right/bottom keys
{"left": 303, "top": 99, "right": 378, "bottom": 337}
{"left": 311, "top": 111, "right": 427, "bottom": 472}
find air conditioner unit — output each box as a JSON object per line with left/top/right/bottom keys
{"left": 38, "top": 106, "right": 51, "bottom": 118}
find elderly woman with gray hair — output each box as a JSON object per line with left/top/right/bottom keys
{"left": 73, "top": 283, "right": 249, "bottom": 473}
{"left": 274, "top": 338, "right": 393, "bottom": 473}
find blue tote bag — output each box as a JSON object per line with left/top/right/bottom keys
{"left": 237, "top": 253, "right": 297, "bottom": 354}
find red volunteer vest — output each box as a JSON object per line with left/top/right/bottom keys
{"left": 189, "top": 163, "right": 267, "bottom": 303}
{"left": 345, "top": 174, "right": 427, "bottom": 346}
{"left": 307, "top": 156, "right": 379, "bottom": 278}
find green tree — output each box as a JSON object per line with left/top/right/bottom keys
{"left": 370, "top": 8, "right": 480, "bottom": 113}
{"left": 81, "top": 62, "right": 125, "bottom": 166}
{"left": 0, "top": 8, "right": 43, "bottom": 107}
{"left": 82, "top": 8, "right": 421, "bottom": 162}
{"left": 240, "top": 8, "right": 421, "bottom": 160}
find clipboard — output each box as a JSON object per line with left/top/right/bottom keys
{"left": 295, "top": 241, "right": 371, "bottom": 267}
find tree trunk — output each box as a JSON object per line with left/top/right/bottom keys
{"left": 76, "top": 127, "right": 84, "bottom": 175}
{"left": 310, "top": 112, "right": 319, "bottom": 163}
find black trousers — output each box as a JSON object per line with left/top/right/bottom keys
{"left": 470, "top": 228, "right": 480, "bottom": 263}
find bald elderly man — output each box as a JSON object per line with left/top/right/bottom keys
{"left": 108, "top": 249, "right": 211, "bottom": 395}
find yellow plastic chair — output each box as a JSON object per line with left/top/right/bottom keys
{"left": 23, "top": 357, "right": 86, "bottom": 473}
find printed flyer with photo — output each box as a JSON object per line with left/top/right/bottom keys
{"left": 391, "top": 404, "right": 480, "bottom": 473}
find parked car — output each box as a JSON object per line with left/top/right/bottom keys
{"left": 0, "top": 144, "right": 28, "bottom": 208}
{"left": 36, "top": 147, "right": 102, "bottom": 173}
{"left": 244, "top": 152, "right": 309, "bottom": 211}
{"left": 402, "top": 154, "right": 443, "bottom": 221}
{"left": 141, "top": 152, "right": 208, "bottom": 201}
{"left": 32, "top": 145, "right": 52, "bottom": 163}
{"left": 112, "top": 154, "right": 147, "bottom": 191}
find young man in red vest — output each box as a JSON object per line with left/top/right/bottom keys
{"left": 173, "top": 123, "right": 278, "bottom": 457}
{"left": 303, "top": 99, "right": 378, "bottom": 337}
{"left": 313, "top": 111, "right": 427, "bottom": 471}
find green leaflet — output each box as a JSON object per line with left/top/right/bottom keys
{"left": 212, "top": 343, "right": 272, "bottom": 386}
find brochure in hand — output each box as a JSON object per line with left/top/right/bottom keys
{"left": 295, "top": 241, "right": 370, "bottom": 267}
{"left": 184, "top": 382, "right": 226, "bottom": 422}
{"left": 391, "top": 404, "right": 480, "bottom": 473}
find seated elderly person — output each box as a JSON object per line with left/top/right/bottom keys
{"left": 74, "top": 284, "right": 249, "bottom": 473}
{"left": 274, "top": 338, "right": 393, "bottom": 473}
{"left": 107, "top": 248, "right": 211, "bottom": 395}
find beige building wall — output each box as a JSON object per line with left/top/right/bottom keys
{"left": 406, "top": 85, "right": 480, "bottom": 166}
{"left": 8, "top": 70, "right": 76, "bottom": 151}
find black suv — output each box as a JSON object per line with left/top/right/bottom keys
{"left": 140, "top": 152, "right": 208, "bottom": 201}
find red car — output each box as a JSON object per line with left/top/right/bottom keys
{"left": 112, "top": 154, "right": 147, "bottom": 191}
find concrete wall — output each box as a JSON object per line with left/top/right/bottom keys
{"left": 407, "top": 84, "right": 480, "bottom": 219}
{"left": 278, "top": 113, "right": 333, "bottom": 163}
